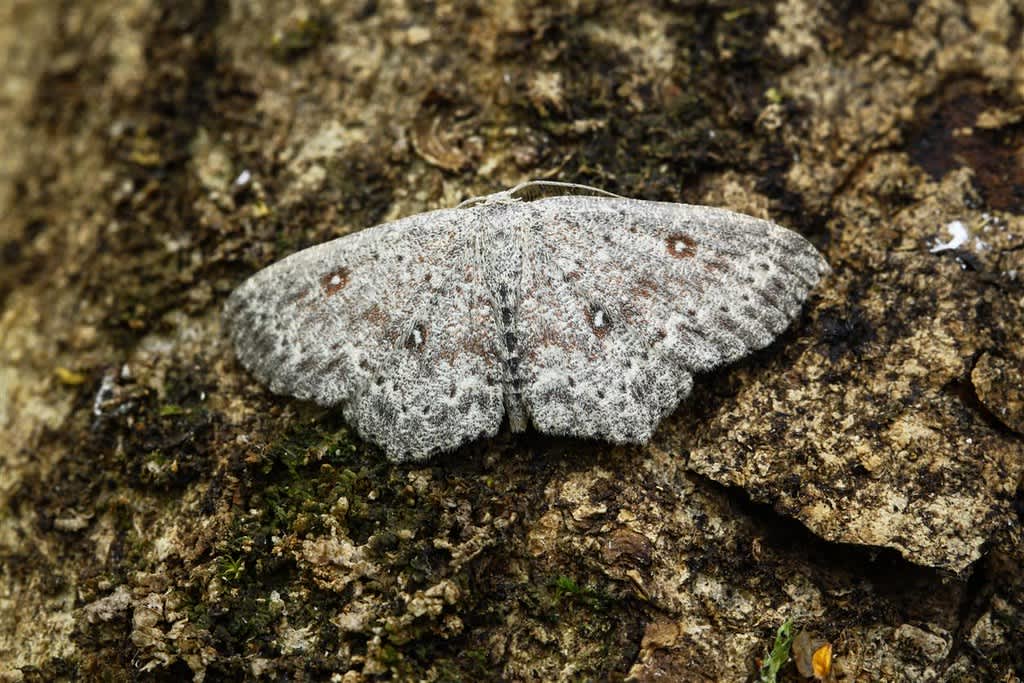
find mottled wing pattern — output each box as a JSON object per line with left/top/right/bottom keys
{"left": 223, "top": 209, "right": 504, "bottom": 462}
{"left": 517, "top": 196, "right": 828, "bottom": 443}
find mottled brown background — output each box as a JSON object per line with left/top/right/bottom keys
{"left": 1, "top": 1, "right": 1022, "bottom": 681}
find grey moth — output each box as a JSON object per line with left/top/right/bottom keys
{"left": 224, "top": 181, "right": 828, "bottom": 462}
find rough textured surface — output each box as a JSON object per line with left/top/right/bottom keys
{"left": 679, "top": 128, "right": 1024, "bottom": 577}
{"left": 973, "top": 351, "right": 1024, "bottom": 435}
{"left": 225, "top": 186, "right": 827, "bottom": 461}
{"left": 2, "top": 0, "right": 1023, "bottom": 681}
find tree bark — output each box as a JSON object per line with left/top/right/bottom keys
{"left": 2, "top": 1, "right": 1022, "bottom": 680}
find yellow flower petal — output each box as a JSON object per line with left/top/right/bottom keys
{"left": 812, "top": 642, "right": 833, "bottom": 679}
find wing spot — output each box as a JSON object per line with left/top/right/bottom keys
{"left": 666, "top": 234, "right": 697, "bottom": 259}
{"left": 586, "top": 305, "right": 611, "bottom": 338}
{"left": 320, "top": 268, "right": 351, "bottom": 296}
{"left": 404, "top": 322, "right": 428, "bottom": 351}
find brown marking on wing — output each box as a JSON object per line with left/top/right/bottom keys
{"left": 630, "top": 275, "right": 668, "bottom": 301}
{"left": 356, "top": 304, "right": 402, "bottom": 346}
{"left": 703, "top": 258, "right": 730, "bottom": 273}
{"left": 436, "top": 336, "right": 495, "bottom": 364}
{"left": 666, "top": 233, "right": 697, "bottom": 259}
{"left": 526, "top": 323, "right": 579, "bottom": 361}
{"left": 320, "top": 268, "right": 351, "bottom": 296}
{"left": 434, "top": 293, "right": 499, "bottom": 365}
{"left": 361, "top": 303, "right": 389, "bottom": 326}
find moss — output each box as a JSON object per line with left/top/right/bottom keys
{"left": 157, "top": 404, "right": 187, "bottom": 417}
{"left": 427, "top": 650, "right": 493, "bottom": 683}
{"left": 217, "top": 555, "right": 246, "bottom": 583}
{"left": 549, "top": 575, "right": 614, "bottom": 614}
{"left": 241, "top": 415, "right": 379, "bottom": 542}
{"left": 84, "top": 359, "right": 217, "bottom": 491}
{"left": 183, "top": 414, "right": 518, "bottom": 677}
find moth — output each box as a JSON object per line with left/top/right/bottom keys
{"left": 224, "top": 181, "right": 828, "bottom": 462}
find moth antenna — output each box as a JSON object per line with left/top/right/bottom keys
{"left": 456, "top": 180, "right": 622, "bottom": 209}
